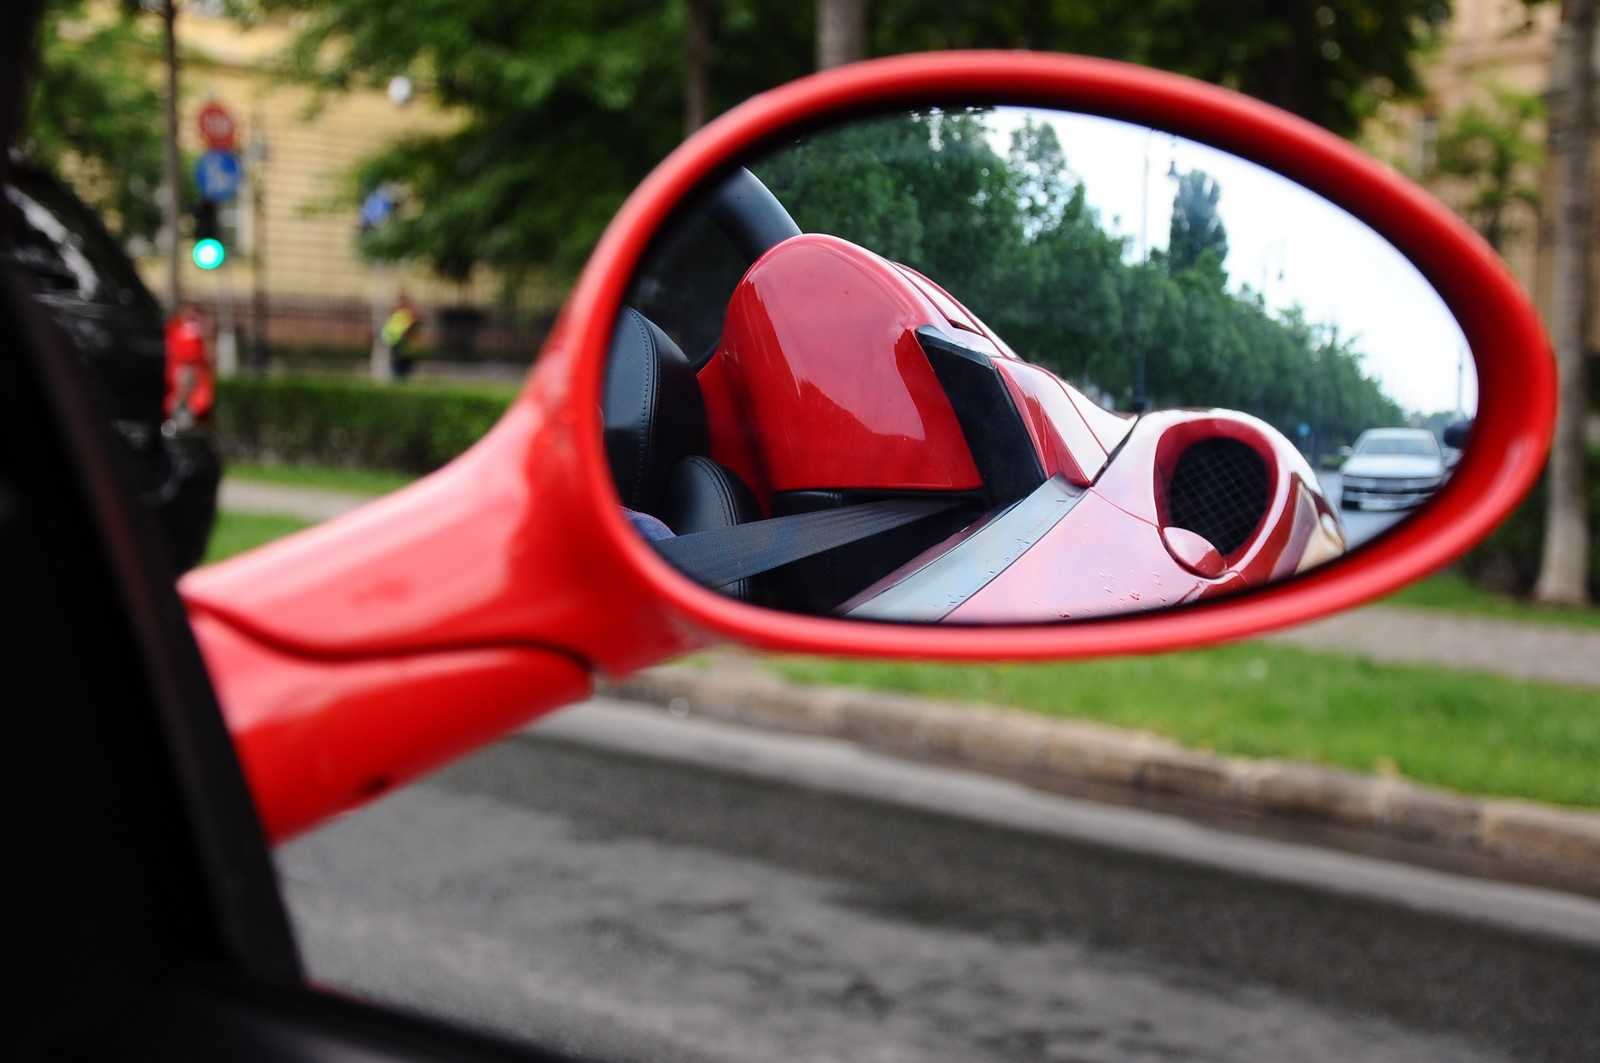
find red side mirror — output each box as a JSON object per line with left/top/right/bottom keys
{"left": 180, "top": 53, "right": 1553, "bottom": 842}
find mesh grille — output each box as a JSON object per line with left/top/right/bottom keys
{"left": 1166, "top": 439, "right": 1269, "bottom": 556}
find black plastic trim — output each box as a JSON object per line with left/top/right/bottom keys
{"left": 916, "top": 326, "right": 1047, "bottom": 506}
{"left": 699, "top": 168, "right": 803, "bottom": 263}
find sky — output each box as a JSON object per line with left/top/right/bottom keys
{"left": 994, "top": 108, "right": 1476, "bottom": 417}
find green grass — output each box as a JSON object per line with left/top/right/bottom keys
{"left": 225, "top": 461, "right": 417, "bottom": 496}
{"left": 772, "top": 646, "right": 1600, "bottom": 809}
{"left": 203, "top": 511, "right": 314, "bottom": 564}
{"left": 1383, "top": 572, "right": 1600, "bottom": 630}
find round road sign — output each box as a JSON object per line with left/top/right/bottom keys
{"left": 195, "top": 150, "right": 242, "bottom": 202}
{"left": 197, "top": 102, "right": 237, "bottom": 150}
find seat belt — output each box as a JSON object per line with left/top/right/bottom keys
{"left": 653, "top": 498, "right": 962, "bottom": 590}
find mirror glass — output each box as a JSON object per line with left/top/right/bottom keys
{"left": 610, "top": 107, "right": 1475, "bottom": 623}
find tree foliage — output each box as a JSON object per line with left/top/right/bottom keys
{"left": 252, "top": 0, "right": 811, "bottom": 282}
{"left": 1433, "top": 86, "right": 1544, "bottom": 251}
{"left": 869, "top": 0, "right": 1451, "bottom": 136}
{"left": 1167, "top": 169, "right": 1228, "bottom": 277}
{"left": 21, "top": 0, "right": 165, "bottom": 244}
{"left": 242, "top": 0, "right": 1450, "bottom": 285}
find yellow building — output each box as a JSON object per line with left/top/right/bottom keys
{"left": 1375, "top": 0, "right": 1600, "bottom": 360}
{"left": 1388, "top": 0, "right": 1600, "bottom": 440}
{"left": 128, "top": 4, "right": 1596, "bottom": 375}
{"left": 156, "top": 9, "right": 551, "bottom": 363}
{"left": 1369, "top": 2, "right": 1553, "bottom": 288}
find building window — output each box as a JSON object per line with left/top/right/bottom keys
{"left": 1415, "top": 113, "right": 1439, "bottom": 176}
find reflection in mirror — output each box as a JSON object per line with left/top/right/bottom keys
{"left": 611, "top": 107, "right": 1476, "bottom": 623}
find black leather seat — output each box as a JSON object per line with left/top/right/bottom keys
{"left": 603, "top": 307, "right": 762, "bottom": 598}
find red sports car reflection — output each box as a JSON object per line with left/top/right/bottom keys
{"left": 618, "top": 231, "right": 1345, "bottom": 622}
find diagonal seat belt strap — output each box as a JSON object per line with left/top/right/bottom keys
{"left": 653, "top": 498, "right": 962, "bottom": 590}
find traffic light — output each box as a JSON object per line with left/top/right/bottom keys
{"left": 191, "top": 201, "right": 225, "bottom": 270}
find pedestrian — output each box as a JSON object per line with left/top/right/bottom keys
{"left": 163, "top": 302, "right": 215, "bottom": 430}
{"left": 382, "top": 294, "right": 423, "bottom": 379}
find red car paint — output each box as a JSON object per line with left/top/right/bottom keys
{"left": 180, "top": 53, "right": 1554, "bottom": 844}
{"left": 700, "top": 232, "right": 1338, "bottom": 622}
{"left": 163, "top": 306, "right": 215, "bottom": 423}
{"left": 937, "top": 409, "right": 1336, "bottom": 623}
{"left": 699, "top": 232, "right": 1134, "bottom": 503}
{"left": 706, "top": 233, "right": 986, "bottom": 505}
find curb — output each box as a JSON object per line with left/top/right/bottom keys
{"left": 601, "top": 657, "right": 1600, "bottom": 892}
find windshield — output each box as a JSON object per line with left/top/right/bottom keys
{"left": 1356, "top": 435, "right": 1438, "bottom": 458}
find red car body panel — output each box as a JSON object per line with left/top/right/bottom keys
{"left": 938, "top": 491, "right": 1229, "bottom": 623}
{"left": 706, "top": 233, "right": 986, "bottom": 505}
{"left": 163, "top": 309, "right": 215, "bottom": 422}
{"left": 931, "top": 407, "right": 1336, "bottom": 623}
{"left": 700, "top": 231, "right": 1338, "bottom": 623}
{"left": 189, "top": 612, "right": 591, "bottom": 841}
{"left": 177, "top": 53, "right": 1554, "bottom": 844}
{"left": 992, "top": 359, "right": 1108, "bottom": 487}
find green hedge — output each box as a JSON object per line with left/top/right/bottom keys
{"left": 214, "top": 375, "right": 518, "bottom": 474}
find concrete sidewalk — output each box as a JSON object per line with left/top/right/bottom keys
{"left": 220, "top": 476, "right": 1600, "bottom": 689}
{"left": 1262, "top": 606, "right": 1600, "bottom": 688}
{"left": 219, "top": 478, "right": 378, "bottom": 523}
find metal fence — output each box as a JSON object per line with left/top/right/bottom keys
{"left": 190, "top": 295, "right": 553, "bottom": 364}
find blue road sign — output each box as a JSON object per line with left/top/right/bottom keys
{"left": 195, "top": 150, "right": 242, "bottom": 202}
{"left": 361, "top": 187, "right": 394, "bottom": 227}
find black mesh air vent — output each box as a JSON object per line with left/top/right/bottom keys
{"left": 1166, "top": 438, "right": 1269, "bottom": 556}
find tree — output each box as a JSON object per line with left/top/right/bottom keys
{"left": 684, "top": 0, "right": 712, "bottom": 134}
{"left": 753, "top": 111, "right": 931, "bottom": 262}
{"left": 255, "top": 0, "right": 811, "bottom": 285}
{"left": 1535, "top": 0, "right": 1594, "bottom": 605}
{"left": 816, "top": 0, "right": 867, "bottom": 69}
{"left": 21, "top": 0, "right": 165, "bottom": 245}
{"left": 159, "top": 0, "right": 180, "bottom": 308}
{"left": 1167, "top": 169, "right": 1228, "bottom": 278}
{"left": 1433, "top": 87, "right": 1544, "bottom": 252}
{"left": 869, "top": 0, "right": 1451, "bottom": 137}
{"left": 247, "top": 0, "right": 1451, "bottom": 285}
{"left": 753, "top": 109, "right": 1401, "bottom": 432}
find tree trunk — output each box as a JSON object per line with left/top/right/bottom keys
{"left": 162, "top": 0, "right": 182, "bottom": 311}
{"left": 1484, "top": 200, "right": 1504, "bottom": 252}
{"left": 683, "top": 0, "right": 711, "bottom": 136}
{"left": 1535, "top": 0, "right": 1595, "bottom": 605}
{"left": 816, "top": 0, "right": 867, "bottom": 70}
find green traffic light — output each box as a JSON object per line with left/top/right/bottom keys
{"left": 192, "top": 238, "right": 225, "bottom": 270}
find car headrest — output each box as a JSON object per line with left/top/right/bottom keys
{"left": 603, "top": 307, "right": 710, "bottom": 515}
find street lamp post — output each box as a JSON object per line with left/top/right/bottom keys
{"left": 248, "top": 116, "right": 268, "bottom": 373}
{"left": 161, "top": 0, "right": 181, "bottom": 310}
{"left": 1133, "top": 133, "right": 1180, "bottom": 413}
{"left": 368, "top": 77, "right": 414, "bottom": 385}
{"left": 1134, "top": 132, "right": 1153, "bottom": 412}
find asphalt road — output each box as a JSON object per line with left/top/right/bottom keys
{"left": 278, "top": 700, "right": 1600, "bottom": 1063}
{"left": 1315, "top": 470, "right": 1411, "bottom": 548}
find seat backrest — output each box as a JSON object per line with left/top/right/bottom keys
{"left": 603, "top": 308, "right": 762, "bottom": 597}
{"left": 603, "top": 307, "right": 710, "bottom": 516}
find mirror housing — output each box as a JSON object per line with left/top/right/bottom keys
{"left": 181, "top": 52, "right": 1554, "bottom": 841}
{"left": 561, "top": 51, "right": 1553, "bottom": 659}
